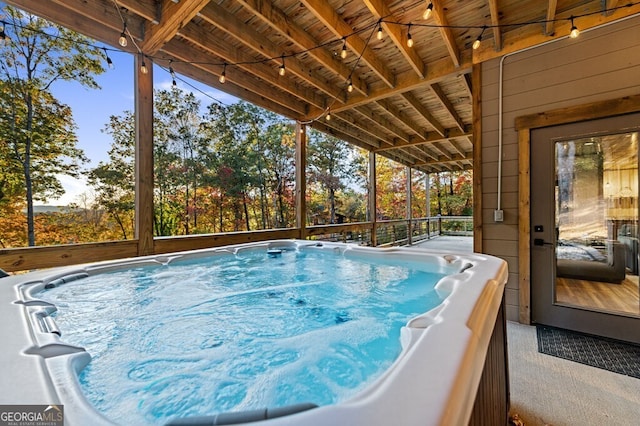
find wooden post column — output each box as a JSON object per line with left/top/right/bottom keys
{"left": 135, "top": 54, "right": 154, "bottom": 256}
{"left": 296, "top": 122, "right": 307, "bottom": 240}
{"left": 369, "top": 151, "right": 377, "bottom": 246}
{"left": 406, "top": 166, "right": 412, "bottom": 246}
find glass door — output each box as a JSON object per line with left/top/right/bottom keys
{"left": 531, "top": 113, "right": 640, "bottom": 344}
{"left": 554, "top": 133, "right": 639, "bottom": 316}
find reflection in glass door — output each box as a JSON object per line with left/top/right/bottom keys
{"left": 554, "top": 132, "right": 640, "bottom": 317}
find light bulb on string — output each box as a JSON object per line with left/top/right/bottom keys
{"left": 423, "top": 2, "right": 433, "bottom": 20}
{"left": 569, "top": 17, "right": 580, "bottom": 38}
{"left": 219, "top": 63, "right": 227, "bottom": 84}
{"left": 326, "top": 109, "right": 331, "bottom": 121}
{"left": 473, "top": 26, "right": 486, "bottom": 50}
{"left": 169, "top": 65, "right": 177, "bottom": 87}
{"left": 407, "top": 24, "right": 414, "bottom": 48}
{"left": 140, "top": 60, "right": 148, "bottom": 75}
{"left": 341, "top": 41, "right": 348, "bottom": 59}
{"left": 377, "top": 24, "right": 383, "bottom": 40}
{"left": 118, "top": 24, "right": 127, "bottom": 47}
{"left": 278, "top": 56, "right": 286, "bottom": 76}
{"left": 103, "top": 48, "right": 114, "bottom": 69}
{"left": 347, "top": 79, "right": 353, "bottom": 93}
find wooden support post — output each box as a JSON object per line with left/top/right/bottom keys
{"left": 296, "top": 122, "right": 307, "bottom": 240}
{"left": 368, "top": 151, "right": 377, "bottom": 246}
{"left": 135, "top": 54, "right": 154, "bottom": 256}
{"left": 426, "top": 173, "right": 431, "bottom": 238}
{"left": 472, "top": 62, "right": 483, "bottom": 253}
{"left": 406, "top": 166, "right": 412, "bottom": 246}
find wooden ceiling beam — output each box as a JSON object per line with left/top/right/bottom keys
{"left": 333, "top": 110, "right": 396, "bottom": 147}
{"left": 412, "top": 153, "right": 473, "bottom": 167}
{"left": 323, "top": 115, "right": 384, "bottom": 149}
{"left": 237, "top": 0, "right": 368, "bottom": 97}
{"left": 376, "top": 98, "right": 426, "bottom": 138}
{"left": 353, "top": 106, "right": 411, "bottom": 143}
{"left": 361, "top": 0, "right": 426, "bottom": 77}
{"left": 164, "top": 53, "right": 303, "bottom": 120}
{"left": 319, "top": 55, "right": 472, "bottom": 117}
{"left": 16, "top": 0, "right": 143, "bottom": 51}
{"left": 448, "top": 140, "right": 468, "bottom": 157}
{"left": 375, "top": 127, "right": 472, "bottom": 152}
{"left": 162, "top": 38, "right": 310, "bottom": 116}
{"left": 431, "top": 0, "right": 461, "bottom": 67}
{"left": 604, "top": 1, "right": 620, "bottom": 16}
{"left": 473, "top": 1, "right": 640, "bottom": 63}
{"left": 487, "top": 0, "right": 502, "bottom": 51}
{"left": 401, "top": 92, "right": 446, "bottom": 136}
{"left": 198, "top": 2, "right": 345, "bottom": 105}
{"left": 430, "top": 83, "right": 466, "bottom": 132}
{"left": 115, "top": 0, "right": 158, "bottom": 24}
{"left": 310, "top": 121, "right": 379, "bottom": 152}
{"left": 178, "top": 24, "right": 326, "bottom": 111}
{"left": 545, "top": 0, "right": 558, "bottom": 35}
{"left": 299, "top": 0, "right": 396, "bottom": 88}
{"left": 141, "top": 0, "right": 210, "bottom": 55}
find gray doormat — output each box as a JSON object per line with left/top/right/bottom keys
{"left": 536, "top": 325, "right": 640, "bottom": 379}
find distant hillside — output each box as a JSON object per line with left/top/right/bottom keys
{"left": 30, "top": 205, "right": 77, "bottom": 214}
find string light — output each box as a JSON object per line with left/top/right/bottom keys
{"left": 340, "top": 40, "right": 348, "bottom": 59}
{"left": 325, "top": 109, "right": 331, "bottom": 120}
{"left": 347, "top": 78, "right": 353, "bottom": 93}
{"left": 140, "top": 59, "right": 148, "bottom": 74}
{"left": 169, "top": 63, "right": 177, "bottom": 86}
{"left": 219, "top": 63, "right": 226, "bottom": 83}
{"left": 377, "top": 24, "right": 383, "bottom": 40}
{"left": 569, "top": 16, "right": 580, "bottom": 38}
{"left": 278, "top": 55, "right": 286, "bottom": 76}
{"left": 423, "top": 2, "right": 433, "bottom": 20}
{"left": 473, "top": 26, "right": 486, "bottom": 50}
{"left": 103, "top": 47, "right": 114, "bottom": 69}
{"left": 118, "top": 23, "right": 127, "bottom": 47}
{"left": 407, "top": 24, "right": 414, "bottom": 48}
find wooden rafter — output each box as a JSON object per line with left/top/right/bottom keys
{"left": 401, "top": 92, "right": 446, "bottom": 136}
{"left": 546, "top": 0, "right": 558, "bottom": 35}
{"left": 375, "top": 128, "right": 472, "bottom": 152}
{"left": 197, "top": 2, "right": 344, "bottom": 105}
{"left": 299, "top": 0, "right": 396, "bottom": 88}
{"left": 236, "top": 0, "right": 368, "bottom": 97}
{"left": 430, "top": 83, "right": 465, "bottom": 132}
{"left": 376, "top": 98, "right": 425, "bottom": 138}
{"left": 141, "top": 0, "right": 210, "bottom": 55}
{"left": 361, "top": 0, "right": 426, "bottom": 77}
{"left": 487, "top": 0, "right": 502, "bottom": 51}
{"left": 431, "top": 0, "right": 461, "bottom": 67}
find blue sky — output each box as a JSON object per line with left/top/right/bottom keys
{"left": 48, "top": 50, "right": 239, "bottom": 205}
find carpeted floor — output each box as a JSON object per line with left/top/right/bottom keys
{"left": 536, "top": 324, "right": 640, "bottom": 379}
{"left": 507, "top": 321, "right": 640, "bottom": 426}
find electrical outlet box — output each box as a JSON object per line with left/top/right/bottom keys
{"left": 494, "top": 209, "right": 504, "bottom": 222}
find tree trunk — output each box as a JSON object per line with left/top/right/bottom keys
{"left": 24, "top": 93, "right": 35, "bottom": 246}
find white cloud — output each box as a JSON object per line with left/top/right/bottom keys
{"left": 35, "top": 174, "right": 94, "bottom": 207}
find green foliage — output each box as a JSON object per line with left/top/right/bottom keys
{"left": 0, "top": 5, "right": 105, "bottom": 245}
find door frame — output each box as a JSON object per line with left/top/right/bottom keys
{"left": 515, "top": 94, "right": 640, "bottom": 325}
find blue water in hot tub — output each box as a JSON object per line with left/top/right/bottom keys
{"left": 39, "top": 247, "right": 446, "bottom": 425}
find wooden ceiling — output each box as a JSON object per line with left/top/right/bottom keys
{"left": 5, "top": 0, "right": 639, "bottom": 173}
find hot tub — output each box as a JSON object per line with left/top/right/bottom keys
{"left": 0, "top": 240, "right": 508, "bottom": 425}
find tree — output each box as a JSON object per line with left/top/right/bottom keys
{"left": 0, "top": 5, "right": 105, "bottom": 245}
{"left": 86, "top": 113, "right": 136, "bottom": 240}
{"left": 307, "top": 130, "right": 359, "bottom": 224}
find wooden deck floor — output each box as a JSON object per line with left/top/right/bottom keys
{"left": 556, "top": 274, "right": 640, "bottom": 316}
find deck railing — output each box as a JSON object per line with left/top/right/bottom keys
{"left": 0, "top": 216, "right": 472, "bottom": 273}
